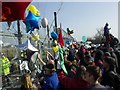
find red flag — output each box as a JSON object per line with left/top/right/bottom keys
{"left": 1, "top": 1, "right": 32, "bottom": 22}
{"left": 58, "top": 23, "right": 64, "bottom": 47}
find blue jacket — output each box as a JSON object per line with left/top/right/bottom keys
{"left": 41, "top": 72, "right": 60, "bottom": 90}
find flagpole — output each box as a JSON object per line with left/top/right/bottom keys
{"left": 17, "top": 20, "right": 22, "bottom": 45}
{"left": 47, "top": 25, "right": 50, "bottom": 49}
{"left": 54, "top": 12, "right": 58, "bottom": 34}
{"left": 54, "top": 12, "right": 58, "bottom": 70}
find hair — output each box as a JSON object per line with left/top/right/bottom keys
{"left": 94, "top": 49, "right": 104, "bottom": 63}
{"left": 76, "top": 65, "right": 86, "bottom": 79}
{"left": 86, "top": 65, "right": 102, "bottom": 81}
{"left": 104, "top": 52, "right": 111, "bottom": 57}
{"left": 103, "top": 56, "right": 116, "bottom": 71}
{"left": 45, "top": 63, "right": 56, "bottom": 73}
{"left": 85, "top": 55, "right": 94, "bottom": 62}
{"left": 21, "top": 73, "right": 34, "bottom": 89}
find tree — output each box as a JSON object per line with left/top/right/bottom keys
{"left": 87, "top": 27, "right": 105, "bottom": 44}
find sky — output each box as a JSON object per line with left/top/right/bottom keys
{"left": 1, "top": 0, "right": 119, "bottom": 45}
{"left": 31, "top": 0, "right": 118, "bottom": 41}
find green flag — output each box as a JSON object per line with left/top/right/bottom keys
{"left": 59, "top": 47, "right": 68, "bottom": 75}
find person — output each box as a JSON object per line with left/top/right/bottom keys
{"left": 94, "top": 50, "right": 104, "bottom": 74}
{"left": 109, "top": 34, "right": 119, "bottom": 49}
{"left": 75, "top": 65, "right": 86, "bottom": 79}
{"left": 114, "top": 49, "right": 120, "bottom": 74}
{"left": 21, "top": 73, "right": 37, "bottom": 90}
{"left": 84, "top": 65, "right": 107, "bottom": 90}
{"left": 109, "top": 47, "right": 118, "bottom": 72}
{"left": 100, "top": 57, "right": 117, "bottom": 89}
{"left": 82, "top": 55, "right": 95, "bottom": 67}
{"left": 104, "top": 22, "right": 111, "bottom": 45}
{"left": 40, "top": 63, "right": 60, "bottom": 90}
{"left": 104, "top": 52, "right": 111, "bottom": 58}
{"left": 58, "top": 67, "right": 89, "bottom": 90}
{"left": 1, "top": 53, "right": 10, "bottom": 76}
{"left": 0, "top": 53, "right": 11, "bottom": 86}
{"left": 94, "top": 49, "right": 104, "bottom": 65}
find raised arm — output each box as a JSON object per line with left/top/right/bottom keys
{"left": 46, "top": 51, "right": 54, "bottom": 60}
{"left": 37, "top": 53, "right": 46, "bottom": 65}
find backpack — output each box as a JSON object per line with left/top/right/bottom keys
{"left": 110, "top": 71, "right": 120, "bottom": 90}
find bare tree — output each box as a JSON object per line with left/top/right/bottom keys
{"left": 87, "top": 27, "right": 105, "bottom": 44}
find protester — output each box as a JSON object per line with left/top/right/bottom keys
{"left": 82, "top": 55, "right": 95, "bottom": 67}
{"left": 75, "top": 65, "right": 86, "bottom": 79}
{"left": 100, "top": 57, "right": 117, "bottom": 89}
{"left": 104, "top": 22, "right": 111, "bottom": 45}
{"left": 109, "top": 34, "right": 119, "bottom": 49}
{"left": 2, "top": 26, "right": 120, "bottom": 90}
{"left": 58, "top": 68, "right": 89, "bottom": 90}
{"left": 21, "top": 73, "right": 37, "bottom": 90}
{"left": 84, "top": 65, "right": 107, "bottom": 89}
{"left": 40, "top": 62, "right": 60, "bottom": 90}
{"left": 109, "top": 47, "right": 118, "bottom": 72}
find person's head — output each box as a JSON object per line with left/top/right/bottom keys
{"left": 104, "top": 52, "right": 111, "bottom": 57}
{"left": 84, "top": 65, "right": 102, "bottom": 85}
{"left": 47, "top": 60, "right": 55, "bottom": 65}
{"left": 109, "top": 47, "right": 114, "bottom": 53}
{"left": 72, "top": 60, "right": 77, "bottom": 66}
{"left": 94, "top": 49, "right": 104, "bottom": 63}
{"left": 103, "top": 56, "right": 116, "bottom": 71}
{"left": 84, "top": 55, "right": 94, "bottom": 66}
{"left": 91, "top": 50, "right": 96, "bottom": 58}
{"left": 44, "top": 63, "right": 56, "bottom": 75}
{"left": 84, "top": 51, "right": 90, "bottom": 57}
{"left": 67, "top": 49, "right": 75, "bottom": 61}
{"left": 77, "top": 50, "right": 85, "bottom": 60}
{"left": 76, "top": 65, "right": 86, "bottom": 79}
{"left": 21, "top": 73, "right": 34, "bottom": 88}
{"left": 105, "top": 23, "right": 109, "bottom": 26}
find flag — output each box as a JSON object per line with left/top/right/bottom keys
{"left": 58, "top": 23, "right": 64, "bottom": 47}
{"left": 59, "top": 47, "right": 68, "bottom": 75}
{"left": 1, "top": 1, "right": 32, "bottom": 22}
{"left": 58, "top": 23, "right": 67, "bottom": 75}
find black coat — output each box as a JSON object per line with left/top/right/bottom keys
{"left": 100, "top": 70, "right": 115, "bottom": 89}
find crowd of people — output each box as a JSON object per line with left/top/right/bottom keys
{"left": 16, "top": 41, "right": 120, "bottom": 90}
{"left": 1, "top": 23, "right": 120, "bottom": 90}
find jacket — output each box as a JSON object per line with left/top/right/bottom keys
{"left": 58, "top": 71, "right": 89, "bottom": 90}
{"left": 41, "top": 72, "right": 60, "bottom": 90}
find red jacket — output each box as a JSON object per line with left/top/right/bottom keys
{"left": 58, "top": 71, "right": 89, "bottom": 90}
